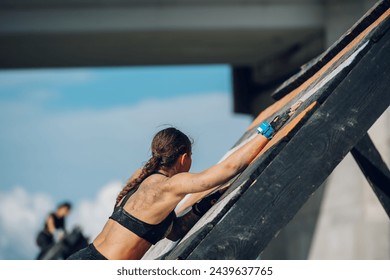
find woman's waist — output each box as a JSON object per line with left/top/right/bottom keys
{"left": 93, "top": 221, "right": 152, "bottom": 259}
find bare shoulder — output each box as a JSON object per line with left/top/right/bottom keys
{"left": 163, "top": 171, "right": 209, "bottom": 195}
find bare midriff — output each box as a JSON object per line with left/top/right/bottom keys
{"left": 93, "top": 219, "right": 152, "bottom": 260}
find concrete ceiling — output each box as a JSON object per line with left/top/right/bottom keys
{"left": 0, "top": 0, "right": 324, "bottom": 69}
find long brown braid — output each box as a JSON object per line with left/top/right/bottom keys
{"left": 115, "top": 127, "right": 192, "bottom": 207}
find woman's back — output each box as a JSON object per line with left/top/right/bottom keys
{"left": 93, "top": 173, "right": 184, "bottom": 259}
{"left": 67, "top": 125, "right": 273, "bottom": 260}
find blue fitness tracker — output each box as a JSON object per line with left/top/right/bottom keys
{"left": 257, "top": 121, "right": 274, "bottom": 140}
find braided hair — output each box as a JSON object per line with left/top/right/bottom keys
{"left": 115, "top": 127, "right": 192, "bottom": 207}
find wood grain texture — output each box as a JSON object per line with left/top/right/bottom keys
{"left": 186, "top": 29, "right": 390, "bottom": 259}
{"left": 163, "top": 100, "right": 319, "bottom": 260}
{"left": 145, "top": 3, "right": 390, "bottom": 260}
{"left": 254, "top": 102, "right": 317, "bottom": 160}
{"left": 175, "top": 9, "right": 382, "bottom": 219}
{"left": 272, "top": 1, "right": 390, "bottom": 100}
{"left": 247, "top": 7, "right": 389, "bottom": 131}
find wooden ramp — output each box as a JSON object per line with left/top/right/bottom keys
{"left": 144, "top": 0, "right": 390, "bottom": 260}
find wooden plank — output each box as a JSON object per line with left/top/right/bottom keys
{"left": 163, "top": 103, "right": 319, "bottom": 260}
{"left": 254, "top": 102, "right": 317, "bottom": 159}
{"left": 185, "top": 29, "right": 390, "bottom": 259}
{"left": 351, "top": 133, "right": 390, "bottom": 218}
{"left": 149, "top": 33, "right": 374, "bottom": 259}
{"left": 146, "top": 2, "right": 390, "bottom": 260}
{"left": 177, "top": 102, "right": 316, "bottom": 214}
{"left": 272, "top": 1, "right": 390, "bottom": 100}
{"left": 247, "top": 35, "right": 374, "bottom": 164}
{"left": 247, "top": 7, "right": 390, "bottom": 131}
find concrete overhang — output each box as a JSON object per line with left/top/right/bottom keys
{"left": 0, "top": 0, "right": 324, "bottom": 68}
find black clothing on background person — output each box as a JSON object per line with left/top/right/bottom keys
{"left": 44, "top": 213, "right": 66, "bottom": 233}
{"left": 36, "top": 213, "right": 66, "bottom": 259}
{"left": 36, "top": 202, "right": 72, "bottom": 259}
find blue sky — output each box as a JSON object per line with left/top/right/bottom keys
{"left": 0, "top": 65, "right": 252, "bottom": 259}
{"left": 0, "top": 66, "right": 232, "bottom": 111}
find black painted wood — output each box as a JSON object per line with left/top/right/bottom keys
{"left": 272, "top": 0, "right": 389, "bottom": 100}
{"left": 164, "top": 148, "right": 280, "bottom": 259}
{"left": 161, "top": 34, "right": 378, "bottom": 259}
{"left": 164, "top": 106, "right": 319, "bottom": 259}
{"left": 145, "top": 2, "right": 390, "bottom": 260}
{"left": 351, "top": 133, "right": 390, "bottom": 218}
{"left": 186, "top": 29, "right": 390, "bottom": 259}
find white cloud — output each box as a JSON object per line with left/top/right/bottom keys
{"left": 0, "top": 92, "right": 251, "bottom": 201}
{"left": 68, "top": 181, "right": 122, "bottom": 240}
{"left": 0, "top": 92, "right": 252, "bottom": 259}
{"left": 0, "top": 182, "right": 122, "bottom": 260}
{"left": 0, "top": 187, "right": 54, "bottom": 260}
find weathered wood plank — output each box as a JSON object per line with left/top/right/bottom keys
{"left": 176, "top": 102, "right": 316, "bottom": 214}
{"left": 254, "top": 102, "right": 317, "bottom": 160}
{"left": 272, "top": 0, "right": 390, "bottom": 100}
{"left": 149, "top": 33, "right": 375, "bottom": 259}
{"left": 248, "top": 6, "right": 389, "bottom": 131}
{"left": 185, "top": 29, "right": 390, "bottom": 259}
{"left": 351, "top": 133, "right": 390, "bottom": 218}
{"left": 163, "top": 103, "right": 319, "bottom": 260}
{"left": 176, "top": 24, "right": 379, "bottom": 218}
{"left": 145, "top": 2, "right": 390, "bottom": 260}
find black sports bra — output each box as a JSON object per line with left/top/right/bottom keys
{"left": 109, "top": 173, "right": 176, "bottom": 245}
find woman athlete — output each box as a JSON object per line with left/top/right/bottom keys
{"left": 67, "top": 116, "right": 287, "bottom": 260}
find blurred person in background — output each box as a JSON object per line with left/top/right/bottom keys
{"left": 36, "top": 201, "right": 72, "bottom": 259}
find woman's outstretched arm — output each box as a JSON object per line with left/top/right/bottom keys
{"left": 168, "top": 103, "right": 300, "bottom": 195}
{"left": 168, "top": 132, "right": 269, "bottom": 195}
